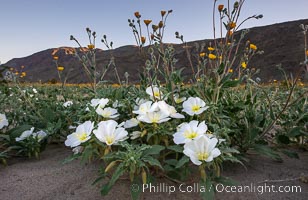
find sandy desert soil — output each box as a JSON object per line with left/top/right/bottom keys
{"left": 0, "top": 144, "right": 307, "bottom": 200}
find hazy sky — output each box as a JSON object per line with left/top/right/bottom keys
{"left": 0, "top": 0, "right": 307, "bottom": 63}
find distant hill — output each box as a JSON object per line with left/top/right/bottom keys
{"left": 4, "top": 19, "right": 308, "bottom": 83}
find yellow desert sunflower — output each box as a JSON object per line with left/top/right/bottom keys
{"left": 250, "top": 44, "right": 257, "bottom": 50}
{"left": 208, "top": 54, "right": 217, "bottom": 60}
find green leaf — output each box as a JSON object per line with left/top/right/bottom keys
{"left": 143, "top": 145, "right": 165, "bottom": 156}
{"left": 142, "top": 156, "right": 163, "bottom": 169}
{"left": 164, "top": 159, "right": 178, "bottom": 166}
{"left": 62, "top": 153, "right": 81, "bottom": 164}
{"left": 199, "top": 179, "right": 214, "bottom": 200}
{"left": 280, "top": 150, "right": 299, "bottom": 159}
{"left": 276, "top": 135, "right": 290, "bottom": 145}
{"left": 167, "top": 145, "right": 183, "bottom": 153}
{"left": 175, "top": 155, "right": 190, "bottom": 169}
{"left": 252, "top": 144, "right": 282, "bottom": 162}
{"left": 130, "top": 180, "right": 142, "bottom": 200}
{"left": 221, "top": 79, "right": 240, "bottom": 88}
{"left": 217, "top": 63, "right": 225, "bottom": 75}
{"left": 286, "top": 126, "right": 302, "bottom": 137}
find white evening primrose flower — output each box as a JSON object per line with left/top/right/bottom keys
{"left": 174, "top": 94, "right": 187, "bottom": 104}
{"left": 90, "top": 98, "right": 109, "bottom": 108}
{"left": 16, "top": 127, "right": 35, "bottom": 142}
{"left": 33, "top": 88, "right": 38, "bottom": 94}
{"left": 156, "top": 101, "right": 184, "bottom": 119}
{"left": 93, "top": 120, "right": 128, "bottom": 146}
{"left": 63, "top": 101, "right": 73, "bottom": 107}
{"left": 133, "top": 101, "right": 154, "bottom": 115}
{"left": 130, "top": 131, "right": 142, "bottom": 140}
{"left": 137, "top": 111, "right": 170, "bottom": 124}
{"left": 96, "top": 107, "right": 119, "bottom": 118}
{"left": 65, "top": 121, "right": 94, "bottom": 148}
{"left": 173, "top": 121, "right": 207, "bottom": 144}
{"left": 183, "top": 135, "right": 221, "bottom": 165}
{"left": 0, "top": 113, "right": 9, "bottom": 129}
{"left": 146, "top": 86, "right": 163, "bottom": 100}
{"left": 124, "top": 118, "right": 139, "bottom": 128}
{"left": 32, "top": 130, "right": 48, "bottom": 142}
{"left": 182, "top": 97, "right": 209, "bottom": 116}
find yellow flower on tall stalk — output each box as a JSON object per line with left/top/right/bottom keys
{"left": 208, "top": 54, "right": 217, "bottom": 60}
{"left": 199, "top": 52, "right": 206, "bottom": 57}
{"left": 250, "top": 44, "right": 257, "bottom": 50}
{"left": 229, "top": 22, "right": 236, "bottom": 29}
{"left": 229, "top": 69, "right": 233, "bottom": 73}
{"left": 87, "top": 44, "right": 95, "bottom": 49}
{"left": 143, "top": 20, "right": 152, "bottom": 26}
{"left": 21, "top": 72, "right": 26, "bottom": 77}
{"left": 208, "top": 47, "right": 215, "bottom": 51}
{"left": 53, "top": 56, "right": 59, "bottom": 60}
{"left": 141, "top": 36, "right": 146, "bottom": 44}
{"left": 241, "top": 62, "right": 247, "bottom": 69}
{"left": 57, "top": 66, "right": 64, "bottom": 71}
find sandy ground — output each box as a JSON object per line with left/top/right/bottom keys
{"left": 0, "top": 144, "right": 307, "bottom": 200}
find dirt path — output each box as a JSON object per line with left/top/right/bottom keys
{"left": 0, "top": 145, "right": 307, "bottom": 200}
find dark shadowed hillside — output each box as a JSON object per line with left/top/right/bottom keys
{"left": 4, "top": 19, "right": 308, "bottom": 83}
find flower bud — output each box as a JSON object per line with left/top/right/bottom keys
{"left": 158, "top": 21, "right": 163, "bottom": 28}
{"left": 200, "top": 167, "right": 206, "bottom": 181}
{"left": 218, "top": 4, "right": 224, "bottom": 12}
{"left": 134, "top": 11, "right": 141, "bottom": 18}
{"left": 161, "top": 10, "right": 166, "bottom": 17}
{"left": 152, "top": 25, "right": 158, "bottom": 32}
{"left": 105, "top": 161, "right": 117, "bottom": 173}
{"left": 141, "top": 168, "right": 147, "bottom": 184}
{"left": 141, "top": 36, "right": 146, "bottom": 44}
{"left": 143, "top": 20, "right": 152, "bottom": 26}
{"left": 57, "top": 66, "right": 64, "bottom": 71}
{"left": 87, "top": 44, "right": 95, "bottom": 50}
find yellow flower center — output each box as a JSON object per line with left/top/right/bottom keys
{"left": 105, "top": 135, "right": 115, "bottom": 145}
{"left": 184, "top": 131, "right": 198, "bottom": 139}
{"left": 102, "top": 111, "right": 111, "bottom": 118}
{"left": 151, "top": 114, "right": 160, "bottom": 123}
{"left": 77, "top": 133, "right": 88, "bottom": 142}
{"left": 197, "top": 152, "right": 209, "bottom": 161}
{"left": 154, "top": 91, "right": 160, "bottom": 98}
{"left": 192, "top": 105, "right": 200, "bottom": 112}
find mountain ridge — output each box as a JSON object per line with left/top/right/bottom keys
{"left": 4, "top": 18, "right": 308, "bottom": 83}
